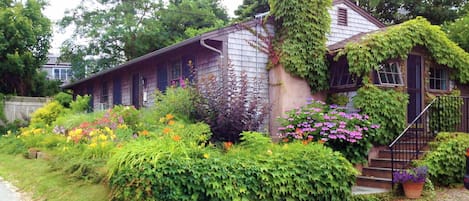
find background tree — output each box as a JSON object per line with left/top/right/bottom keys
{"left": 0, "top": 0, "right": 58, "bottom": 96}
{"left": 60, "top": 0, "right": 228, "bottom": 79}
{"left": 234, "top": 0, "right": 269, "bottom": 21}
{"left": 443, "top": 13, "right": 469, "bottom": 52}
{"left": 351, "top": 0, "right": 468, "bottom": 25}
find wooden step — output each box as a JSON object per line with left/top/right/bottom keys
{"left": 391, "top": 142, "right": 429, "bottom": 150}
{"left": 378, "top": 150, "right": 428, "bottom": 159}
{"left": 362, "top": 167, "right": 393, "bottom": 179}
{"left": 370, "top": 158, "right": 410, "bottom": 169}
{"left": 356, "top": 175, "right": 392, "bottom": 189}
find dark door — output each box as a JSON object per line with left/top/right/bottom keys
{"left": 132, "top": 74, "right": 141, "bottom": 109}
{"left": 113, "top": 77, "right": 122, "bottom": 105}
{"left": 407, "top": 55, "right": 423, "bottom": 123}
{"left": 157, "top": 65, "right": 168, "bottom": 92}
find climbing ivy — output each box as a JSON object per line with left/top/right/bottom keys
{"left": 269, "top": 0, "right": 332, "bottom": 92}
{"left": 338, "top": 17, "right": 469, "bottom": 83}
{"left": 353, "top": 82, "right": 409, "bottom": 145}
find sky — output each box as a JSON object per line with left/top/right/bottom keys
{"left": 43, "top": 0, "right": 243, "bottom": 55}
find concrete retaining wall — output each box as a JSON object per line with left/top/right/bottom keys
{"left": 3, "top": 96, "right": 51, "bottom": 123}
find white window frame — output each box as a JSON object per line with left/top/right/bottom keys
{"left": 429, "top": 66, "right": 449, "bottom": 91}
{"left": 377, "top": 62, "right": 404, "bottom": 86}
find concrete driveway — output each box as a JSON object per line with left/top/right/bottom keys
{"left": 0, "top": 178, "right": 20, "bottom": 201}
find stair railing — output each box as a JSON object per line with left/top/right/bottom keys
{"left": 388, "top": 98, "right": 437, "bottom": 185}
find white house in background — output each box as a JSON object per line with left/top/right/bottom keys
{"left": 42, "top": 55, "right": 73, "bottom": 84}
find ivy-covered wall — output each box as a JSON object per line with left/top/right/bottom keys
{"left": 337, "top": 17, "right": 469, "bottom": 83}
{"left": 270, "top": 0, "right": 332, "bottom": 93}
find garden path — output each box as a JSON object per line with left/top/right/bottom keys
{"left": 0, "top": 177, "right": 22, "bottom": 201}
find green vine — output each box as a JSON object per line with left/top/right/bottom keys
{"left": 353, "top": 82, "right": 409, "bottom": 145}
{"left": 269, "top": 0, "right": 332, "bottom": 92}
{"left": 337, "top": 17, "right": 469, "bottom": 83}
{"left": 429, "top": 90, "right": 463, "bottom": 132}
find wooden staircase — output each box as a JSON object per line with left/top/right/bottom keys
{"left": 356, "top": 133, "right": 430, "bottom": 189}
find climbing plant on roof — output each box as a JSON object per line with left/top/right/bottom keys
{"left": 269, "top": 0, "right": 332, "bottom": 92}
{"left": 337, "top": 17, "right": 469, "bottom": 83}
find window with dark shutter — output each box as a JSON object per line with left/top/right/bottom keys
{"left": 338, "top": 8, "right": 348, "bottom": 26}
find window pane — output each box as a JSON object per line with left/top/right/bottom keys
{"left": 54, "top": 69, "right": 60, "bottom": 80}
{"left": 60, "top": 69, "right": 66, "bottom": 80}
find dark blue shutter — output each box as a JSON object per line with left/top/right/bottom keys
{"left": 113, "top": 77, "right": 122, "bottom": 105}
{"left": 157, "top": 65, "right": 168, "bottom": 91}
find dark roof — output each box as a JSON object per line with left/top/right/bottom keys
{"left": 327, "top": 27, "right": 388, "bottom": 51}
{"left": 332, "top": 0, "right": 386, "bottom": 28}
{"left": 62, "top": 19, "right": 262, "bottom": 89}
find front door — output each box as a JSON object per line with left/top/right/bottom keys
{"left": 407, "top": 55, "right": 423, "bottom": 123}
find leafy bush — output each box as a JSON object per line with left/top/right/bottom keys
{"left": 0, "top": 132, "right": 26, "bottom": 154}
{"left": 54, "top": 91, "right": 73, "bottom": 108}
{"left": 107, "top": 132, "right": 357, "bottom": 201}
{"left": 30, "top": 101, "right": 67, "bottom": 126}
{"left": 153, "top": 86, "right": 195, "bottom": 121}
{"left": 70, "top": 94, "right": 91, "bottom": 112}
{"left": 278, "top": 99, "right": 378, "bottom": 164}
{"left": 353, "top": 83, "right": 408, "bottom": 145}
{"left": 419, "top": 132, "right": 469, "bottom": 186}
{"left": 194, "top": 66, "right": 268, "bottom": 142}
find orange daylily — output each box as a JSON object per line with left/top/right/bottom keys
{"left": 172, "top": 135, "right": 181, "bottom": 141}
{"left": 223, "top": 142, "right": 233, "bottom": 150}
{"left": 163, "top": 128, "right": 171, "bottom": 134}
{"left": 165, "top": 114, "right": 174, "bottom": 120}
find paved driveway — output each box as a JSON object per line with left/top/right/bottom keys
{"left": 0, "top": 179, "right": 20, "bottom": 201}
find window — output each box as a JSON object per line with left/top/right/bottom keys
{"left": 169, "top": 60, "right": 182, "bottom": 85}
{"left": 338, "top": 8, "right": 348, "bottom": 26}
{"left": 54, "top": 69, "right": 60, "bottom": 80}
{"left": 53, "top": 68, "right": 72, "bottom": 81}
{"left": 330, "top": 57, "right": 356, "bottom": 88}
{"left": 429, "top": 67, "right": 449, "bottom": 90}
{"left": 376, "top": 62, "right": 403, "bottom": 85}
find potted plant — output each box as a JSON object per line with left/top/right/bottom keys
{"left": 393, "top": 166, "right": 428, "bottom": 199}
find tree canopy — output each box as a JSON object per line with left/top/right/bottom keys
{"left": 443, "top": 13, "right": 469, "bottom": 52}
{"left": 60, "top": 0, "right": 228, "bottom": 79}
{"left": 351, "top": 0, "right": 468, "bottom": 25}
{"left": 234, "top": 0, "right": 269, "bottom": 21}
{"left": 0, "top": 0, "right": 59, "bottom": 96}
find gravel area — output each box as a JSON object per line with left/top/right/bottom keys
{"left": 435, "top": 187, "right": 469, "bottom": 201}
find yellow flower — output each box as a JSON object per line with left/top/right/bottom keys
{"left": 159, "top": 117, "right": 166, "bottom": 123}
{"left": 168, "top": 120, "right": 175, "bottom": 125}
{"left": 165, "top": 114, "right": 174, "bottom": 120}
{"left": 89, "top": 143, "right": 97, "bottom": 148}
{"left": 7, "top": 130, "right": 12, "bottom": 136}
{"left": 203, "top": 153, "right": 209, "bottom": 159}
{"left": 33, "top": 128, "right": 43, "bottom": 135}
{"left": 99, "top": 134, "right": 108, "bottom": 141}
{"left": 117, "top": 124, "right": 128, "bottom": 129}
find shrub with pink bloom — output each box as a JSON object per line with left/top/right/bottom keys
{"left": 278, "top": 99, "right": 380, "bottom": 164}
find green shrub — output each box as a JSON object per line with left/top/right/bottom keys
{"left": 30, "top": 101, "right": 67, "bottom": 126}
{"left": 353, "top": 83, "right": 408, "bottom": 145}
{"left": 153, "top": 86, "right": 195, "bottom": 121}
{"left": 0, "top": 133, "right": 26, "bottom": 154}
{"left": 54, "top": 92, "right": 73, "bottom": 108}
{"left": 278, "top": 99, "right": 378, "bottom": 164}
{"left": 107, "top": 132, "right": 357, "bottom": 201}
{"left": 70, "top": 94, "right": 91, "bottom": 112}
{"left": 419, "top": 132, "right": 469, "bottom": 186}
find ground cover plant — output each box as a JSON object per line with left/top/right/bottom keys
{"left": 277, "top": 98, "right": 380, "bottom": 164}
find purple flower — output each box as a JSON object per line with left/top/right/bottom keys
{"left": 278, "top": 127, "right": 287, "bottom": 131}
{"left": 371, "top": 124, "right": 380, "bottom": 129}
{"left": 393, "top": 166, "right": 428, "bottom": 183}
{"left": 286, "top": 125, "right": 294, "bottom": 129}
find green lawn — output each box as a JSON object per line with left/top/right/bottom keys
{"left": 0, "top": 154, "right": 108, "bottom": 201}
